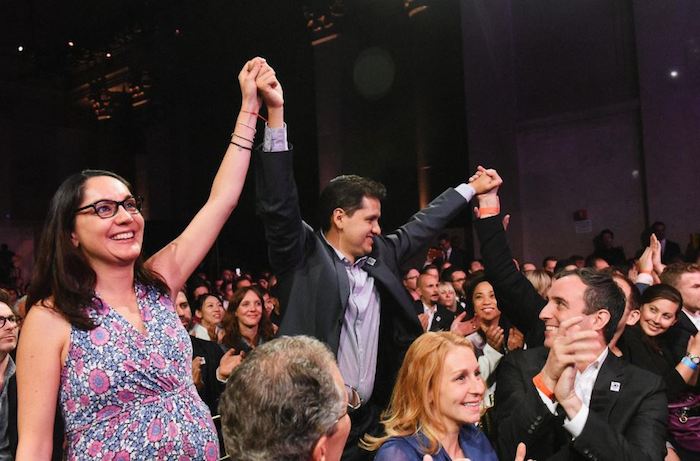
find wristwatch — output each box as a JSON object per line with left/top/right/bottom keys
{"left": 685, "top": 352, "right": 700, "bottom": 366}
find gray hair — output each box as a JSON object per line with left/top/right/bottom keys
{"left": 219, "top": 335, "right": 345, "bottom": 461}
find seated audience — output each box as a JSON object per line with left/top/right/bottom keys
{"left": 220, "top": 286, "right": 275, "bottom": 354}
{"left": 218, "top": 335, "right": 350, "bottom": 461}
{"left": 362, "top": 332, "right": 498, "bottom": 461}
{"left": 464, "top": 275, "right": 524, "bottom": 408}
{"left": 523, "top": 269, "right": 552, "bottom": 299}
{"left": 542, "top": 256, "right": 557, "bottom": 274}
{"left": 617, "top": 284, "right": 699, "bottom": 459}
{"left": 438, "top": 281, "right": 467, "bottom": 315}
{"left": 0, "top": 289, "right": 19, "bottom": 459}
{"left": 174, "top": 290, "right": 239, "bottom": 416}
{"left": 591, "top": 229, "right": 627, "bottom": 267}
{"left": 190, "top": 293, "right": 225, "bottom": 341}
{"left": 415, "top": 273, "right": 455, "bottom": 332}
{"left": 402, "top": 268, "right": 421, "bottom": 302}
{"left": 493, "top": 268, "right": 667, "bottom": 461}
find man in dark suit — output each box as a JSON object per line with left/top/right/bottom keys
{"left": 652, "top": 221, "right": 683, "bottom": 264}
{"left": 493, "top": 268, "right": 667, "bottom": 461}
{"left": 660, "top": 263, "right": 700, "bottom": 361}
{"left": 0, "top": 290, "right": 18, "bottom": 460}
{"left": 253, "top": 61, "right": 499, "bottom": 460}
{"left": 414, "top": 272, "right": 455, "bottom": 332}
{"left": 433, "top": 233, "right": 466, "bottom": 269}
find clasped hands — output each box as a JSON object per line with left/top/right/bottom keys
{"left": 539, "top": 316, "right": 600, "bottom": 419}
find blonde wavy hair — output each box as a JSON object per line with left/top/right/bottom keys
{"left": 362, "top": 332, "right": 477, "bottom": 455}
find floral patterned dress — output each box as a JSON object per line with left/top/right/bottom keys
{"left": 60, "top": 282, "right": 219, "bottom": 460}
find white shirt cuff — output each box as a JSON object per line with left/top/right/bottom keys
{"left": 635, "top": 273, "right": 654, "bottom": 286}
{"left": 563, "top": 404, "right": 589, "bottom": 438}
{"left": 455, "top": 183, "right": 476, "bottom": 202}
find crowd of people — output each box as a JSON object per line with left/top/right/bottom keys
{"left": 0, "top": 56, "right": 698, "bottom": 461}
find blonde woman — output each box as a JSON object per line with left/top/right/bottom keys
{"left": 363, "top": 332, "right": 497, "bottom": 461}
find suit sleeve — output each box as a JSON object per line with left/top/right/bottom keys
{"left": 475, "top": 215, "right": 546, "bottom": 346}
{"left": 571, "top": 374, "right": 668, "bottom": 461}
{"left": 255, "top": 148, "right": 309, "bottom": 273}
{"left": 493, "top": 349, "right": 561, "bottom": 461}
{"left": 383, "top": 188, "right": 471, "bottom": 266}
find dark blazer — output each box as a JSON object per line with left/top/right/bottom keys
{"left": 435, "top": 247, "right": 467, "bottom": 270}
{"left": 189, "top": 336, "right": 225, "bottom": 416}
{"left": 413, "top": 302, "right": 455, "bottom": 332}
{"left": 8, "top": 369, "right": 65, "bottom": 460}
{"left": 618, "top": 325, "right": 697, "bottom": 401}
{"left": 661, "top": 239, "right": 682, "bottom": 264}
{"left": 255, "top": 148, "right": 469, "bottom": 405}
{"left": 493, "top": 347, "right": 668, "bottom": 461}
{"left": 474, "top": 214, "right": 546, "bottom": 347}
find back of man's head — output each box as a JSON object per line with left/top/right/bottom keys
{"left": 556, "top": 268, "right": 626, "bottom": 343}
{"left": 219, "top": 336, "right": 346, "bottom": 461}
{"left": 317, "top": 175, "right": 386, "bottom": 232}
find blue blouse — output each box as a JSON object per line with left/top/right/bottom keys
{"left": 375, "top": 425, "right": 497, "bottom": 461}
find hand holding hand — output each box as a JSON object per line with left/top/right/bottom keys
{"left": 238, "top": 57, "right": 265, "bottom": 112}
{"left": 469, "top": 166, "right": 502, "bottom": 195}
{"left": 255, "top": 63, "right": 284, "bottom": 110}
{"left": 217, "top": 349, "right": 245, "bottom": 380}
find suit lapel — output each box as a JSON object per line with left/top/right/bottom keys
{"left": 318, "top": 232, "right": 351, "bottom": 313}
{"left": 589, "top": 352, "right": 624, "bottom": 421}
{"left": 362, "top": 257, "right": 421, "bottom": 329}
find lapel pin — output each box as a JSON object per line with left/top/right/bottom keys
{"left": 610, "top": 381, "right": 621, "bottom": 392}
{"left": 366, "top": 257, "right": 376, "bottom": 266}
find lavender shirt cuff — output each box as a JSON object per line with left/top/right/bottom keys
{"left": 262, "top": 123, "right": 289, "bottom": 152}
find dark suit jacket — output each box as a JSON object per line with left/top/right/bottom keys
{"left": 474, "top": 214, "right": 546, "bottom": 347}
{"left": 435, "top": 247, "right": 466, "bottom": 270}
{"left": 618, "top": 325, "right": 697, "bottom": 401}
{"left": 661, "top": 239, "right": 682, "bottom": 264}
{"left": 493, "top": 347, "right": 668, "bottom": 461}
{"left": 189, "top": 336, "right": 225, "bottom": 416}
{"left": 255, "top": 148, "right": 469, "bottom": 405}
{"left": 413, "top": 302, "right": 455, "bottom": 332}
{"left": 8, "top": 367, "right": 65, "bottom": 460}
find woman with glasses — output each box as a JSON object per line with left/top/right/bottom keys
{"left": 16, "top": 58, "right": 267, "bottom": 461}
{"left": 362, "top": 332, "right": 498, "bottom": 461}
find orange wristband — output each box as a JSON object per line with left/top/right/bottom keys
{"left": 532, "top": 373, "right": 556, "bottom": 401}
{"left": 479, "top": 207, "right": 500, "bottom": 216}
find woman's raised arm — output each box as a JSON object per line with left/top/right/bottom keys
{"left": 147, "top": 57, "right": 265, "bottom": 293}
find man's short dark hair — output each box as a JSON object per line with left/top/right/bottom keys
{"left": 555, "top": 268, "right": 626, "bottom": 343}
{"left": 318, "top": 175, "right": 386, "bottom": 232}
{"left": 660, "top": 263, "right": 700, "bottom": 289}
{"left": 219, "top": 336, "right": 345, "bottom": 461}
{"left": 0, "top": 288, "right": 10, "bottom": 305}
{"left": 542, "top": 256, "right": 557, "bottom": 266}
